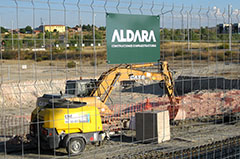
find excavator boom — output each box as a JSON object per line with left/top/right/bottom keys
{"left": 90, "top": 61, "right": 176, "bottom": 105}
{"left": 36, "top": 61, "right": 180, "bottom": 117}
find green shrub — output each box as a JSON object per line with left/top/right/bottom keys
{"left": 24, "top": 54, "right": 33, "bottom": 60}
{"left": 203, "top": 47, "right": 209, "bottom": 52}
{"left": 225, "top": 51, "right": 231, "bottom": 57}
{"left": 90, "top": 61, "right": 96, "bottom": 66}
{"left": 2, "top": 51, "right": 17, "bottom": 59}
{"left": 218, "top": 43, "right": 229, "bottom": 49}
{"left": 90, "top": 60, "right": 104, "bottom": 66}
{"left": 36, "top": 57, "right": 42, "bottom": 62}
{"left": 49, "top": 62, "right": 55, "bottom": 66}
{"left": 217, "top": 53, "right": 224, "bottom": 61}
{"left": 67, "top": 61, "right": 76, "bottom": 68}
{"left": 41, "top": 55, "right": 49, "bottom": 60}
{"left": 175, "top": 49, "right": 183, "bottom": 56}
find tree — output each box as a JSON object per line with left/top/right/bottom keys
{"left": 82, "top": 24, "right": 92, "bottom": 31}
{"left": 22, "top": 36, "right": 34, "bottom": 47}
{"left": 25, "top": 25, "right": 33, "bottom": 34}
{"left": 83, "top": 30, "right": 103, "bottom": 46}
{"left": 37, "top": 32, "right": 43, "bottom": 39}
{"left": 45, "top": 31, "right": 51, "bottom": 39}
{"left": 4, "top": 33, "right": 19, "bottom": 49}
{"left": 19, "top": 28, "right": 26, "bottom": 34}
{"left": 83, "top": 31, "right": 103, "bottom": 40}
{"left": 95, "top": 31, "right": 103, "bottom": 40}
{"left": 0, "top": 26, "right": 8, "bottom": 33}
{"left": 174, "top": 29, "right": 183, "bottom": 41}
{"left": 200, "top": 27, "right": 208, "bottom": 40}
{"left": 99, "top": 26, "right": 106, "bottom": 31}
{"left": 161, "top": 28, "right": 172, "bottom": 40}
{"left": 190, "top": 30, "right": 200, "bottom": 41}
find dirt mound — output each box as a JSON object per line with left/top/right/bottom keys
{"left": 140, "top": 89, "right": 240, "bottom": 120}
{"left": 0, "top": 80, "right": 66, "bottom": 114}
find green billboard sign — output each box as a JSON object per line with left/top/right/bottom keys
{"left": 106, "top": 13, "right": 160, "bottom": 64}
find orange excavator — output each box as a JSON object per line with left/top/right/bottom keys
{"left": 35, "top": 61, "right": 182, "bottom": 119}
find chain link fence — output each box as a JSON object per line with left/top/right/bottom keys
{"left": 0, "top": 0, "right": 240, "bottom": 158}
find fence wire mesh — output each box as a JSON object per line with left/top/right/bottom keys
{"left": 0, "top": 0, "right": 240, "bottom": 159}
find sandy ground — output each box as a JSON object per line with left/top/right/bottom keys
{"left": 0, "top": 60, "right": 239, "bottom": 83}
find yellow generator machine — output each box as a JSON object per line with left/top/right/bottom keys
{"left": 30, "top": 99, "right": 104, "bottom": 155}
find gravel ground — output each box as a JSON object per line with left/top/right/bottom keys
{"left": 0, "top": 60, "right": 239, "bottom": 158}
{"left": 1, "top": 120, "right": 240, "bottom": 159}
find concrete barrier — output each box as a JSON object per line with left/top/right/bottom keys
{"left": 136, "top": 110, "right": 170, "bottom": 144}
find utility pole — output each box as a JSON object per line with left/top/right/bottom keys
{"left": 41, "top": 18, "right": 45, "bottom": 48}
{"left": 228, "top": 5, "right": 232, "bottom": 51}
{"left": 80, "top": 18, "right": 83, "bottom": 48}
{"left": 93, "top": 13, "right": 96, "bottom": 77}
{"left": 12, "top": 21, "right": 14, "bottom": 50}
{"left": 187, "top": 12, "right": 190, "bottom": 50}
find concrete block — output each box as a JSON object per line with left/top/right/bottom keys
{"left": 136, "top": 110, "right": 170, "bottom": 143}
{"left": 157, "top": 110, "right": 170, "bottom": 143}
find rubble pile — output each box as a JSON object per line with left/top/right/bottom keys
{"left": 110, "top": 90, "right": 240, "bottom": 121}
{"left": 148, "top": 90, "right": 240, "bottom": 120}
{"left": 182, "top": 90, "right": 240, "bottom": 118}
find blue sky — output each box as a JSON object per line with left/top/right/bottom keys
{"left": 163, "top": 0, "right": 239, "bottom": 8}
{"left": 0, "top": 0, "right": 239, "bottom": 29}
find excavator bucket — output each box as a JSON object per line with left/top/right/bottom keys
{"left": 167, "top": 97, "right": 186, "bottom": 120}
{"left": 167, "top": 105, "right": 186, "bottom": 120}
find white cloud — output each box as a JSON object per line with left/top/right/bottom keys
{"left": 233, "top": 9, "right": 239, "bottom": 15}
{"left": 212, "top": 6, "right": 221, "bottom": 16}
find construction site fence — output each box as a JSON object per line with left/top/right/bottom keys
{"left": 1, "top": 95, "right": 240, "bottom": 138}
{"left": 1, "top": 0, "right": 240, "bottom": 158}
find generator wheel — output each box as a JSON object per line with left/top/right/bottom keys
{"left": 66, "top": 137, "right": 85, "bottom": 155}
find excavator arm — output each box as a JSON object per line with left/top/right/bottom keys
{"left": 90, "top": 61, "right": 177, "bottom": 104}
{"left": 68, "top": 61, "right": 181, "bottom": 118}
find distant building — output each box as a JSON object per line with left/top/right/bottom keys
{"left": 233, "top": 23, "right": 240, "bottom": 34}
{"left": 217, "top": 23, "right": 240, "bottom": 34}
{"left": 217, "top": 24, "right": 230, "bottom": 34}
{"left": 71, "top": 26, "right": 82, "bottom": 32}
{"left": 8, "top": 29, "right": 19, "bottom": 34}
{"left": 37, "top": 25, "right": 66, "bottom": 33}
{"left": 68, "top": 28, "right": 75, "bottom": 32}
{"left": 44, "top": 25, "right": 65, "bottom": 33}
{"left": 34, "top": 30, "right": 41, "bottom": 34}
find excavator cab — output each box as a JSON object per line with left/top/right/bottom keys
{"left": 65, "top": 79, "right": 96, "bottom": 97}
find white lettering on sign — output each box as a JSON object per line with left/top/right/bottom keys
{"left": 64, "top": 114, "right": 90, "bottom": 123}
{"left": 129, "top": 75, "right": 146, "bottom": 80}
{"left": 126, "top": 30, "right": 134, "bottom": 42}
{"left": 111, "top": 29, "right": 156, "bottom": 43}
